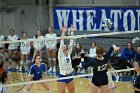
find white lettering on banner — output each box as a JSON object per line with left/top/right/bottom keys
{"left": 99, "top": 9, "right": 107, "bottom": 30}
{"left": 72, "top": 10, "right": 84, "bottom": 30}
{"left": 55, "top": 8, "right": 139, "bottom": 31}
{"left": 86, "top": 10, "right": 96, "bottom": 30}
{"left": 56, "top": 10, "right": 70, "bottom": 28}
{"left": 111, "top": 10, "right": 122, "bottom": 30}
{"left": 136, "top": 10, "right": 140, "bottom": 30}
{"left": 123, "top": 10, "right": 136, "bottom": 31}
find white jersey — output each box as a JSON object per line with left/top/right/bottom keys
{"left": 33, "top": 36, "right": 44, "bottom": 50}
{"left": 0, "top": 34, "right": 4, "bottom": 48}
{"left": 45, "top": 33, "right": 57, "bottom": 49}
{"left": 0, "top": 83, "right": 10, "bottom": 93}
{"left": 20, "top": 39, "right": 30, "bottom": 55}
{"left": 7, "top": 35, "right": 19, "bottom": 50}
{"left": 89, "top": 47, "right": 96, "bottom": 58}
{"left": 58, "top": 40, "right": 74, "bottom": 75}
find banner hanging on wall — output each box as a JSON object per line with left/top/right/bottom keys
{"left": 54, "top": 7, "right": 140, "bottom": 31}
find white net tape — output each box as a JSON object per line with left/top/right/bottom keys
{"left": 0, "top": 30, "right": 139, "bottom": 44}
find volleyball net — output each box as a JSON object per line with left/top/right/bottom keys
{"left": 0, "top": 30, "right": 140, "bottom": 93}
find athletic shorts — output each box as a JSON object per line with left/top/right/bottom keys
{"left": 92, "top": 73, "right": 108, "bottom": 87}
{"left": 57, "top": 73, "right": 73, "bottom": 84}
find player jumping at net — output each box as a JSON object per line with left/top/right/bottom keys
{"left": 133, "top": 46, "right": 140, "bottom": 93}
{"left": 57, "top": 25, "right": 75, "bottom": 93}
{"left": 78, "top": 45, "right": 120, "bottom": 93}
{"left": 26, "top": 55, "right": 50, "bottom": 93}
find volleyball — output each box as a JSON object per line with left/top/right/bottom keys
{"left": 102, "top": 18, "right": 113, "bottom": 28}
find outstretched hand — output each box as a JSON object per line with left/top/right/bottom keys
{"left": 70, "top": 25, "right": 75, "bottom": 32}
{"left": 112, "top": 45, "right": 120, "bottom": 51}
{"left": 61, "top": 25, "right": 67, "bottom": 33}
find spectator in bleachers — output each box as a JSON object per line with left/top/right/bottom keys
{"left": 121, "top": 42, "right": 136, "bottom": 68}
{"left": 32, "top": 30, "right": 44, "bottom": 62}
{"left": 121, "top": 42, "right": 136, "bottom": 62}
{"left": 7, "top": 29, "right": 19, "bottom": 70}
{"left": 72, "top": 42, "right": 86, "bottom": 73}
{"left": 45, "top": 26, "right": 57, "bottom": 72}
{"left": 19, "top": 32, "right": 31, "bottom": 72}
{"left": 88, "top": 41, "right": 97, "bottom": 58}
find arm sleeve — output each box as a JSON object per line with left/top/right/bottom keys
{"left": 29, "top": 66, "right": 34, "bottom": 75}
{"left": 105, "top": 46, "right": 114, "bottom": 58}
{"left": 81, "top": 59, "right": 95, "bottom": 68}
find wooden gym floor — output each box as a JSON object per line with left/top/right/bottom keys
{"left": 7, "top": 72, "right": 134, "bottom": 93}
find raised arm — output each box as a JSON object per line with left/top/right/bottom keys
{"left": 58, "top": 26, "right": 67, "bottom": 58}
{"left": 105, "top": 45, "right": 120, "bottom": 58}
{"left": 78, "top": 56, "right": 95, "bottom": 68}
{"left": 68, "top": 25, "right": 75, "bottom": 54}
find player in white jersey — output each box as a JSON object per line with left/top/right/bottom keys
{"left": 19, "top": 32, "right": 31, "bottom": 72}
{"left": 7, "top": 29, "right": 19, "bottom": 70}
{"left": 45, "top": 26, "right": 57, "bottom": 72}
{"left": 57, "top": 25, "right": 75, "bottom": 93}
{"left": 32, "top": 30, "right": 44, "bottom": 62}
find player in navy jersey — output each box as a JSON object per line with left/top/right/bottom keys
{"left": 78, "top": 45, "right": 120, "bottom": 93}
{"left": 26, "top": 55, "right": 50, "bottom": 92}
{"left": 133, "top": 62, "right": 140, "bottom": 93}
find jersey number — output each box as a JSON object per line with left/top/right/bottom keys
{"left": 66, "top": 58, "right": 70, "bottom": 63}
{"left": 97, "top": 64, "right": 108, "bottom": 71}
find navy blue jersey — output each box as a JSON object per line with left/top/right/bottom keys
{"left": 29, "top": 63, "right": 46, "bottom": 80}
{"left": 81, "top": 46, "right": 113, "bottom": 74}
{"left": 134, "top": 75, "right": 140, "bottom": 93}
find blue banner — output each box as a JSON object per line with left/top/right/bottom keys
{"left": 54, "top": 7, "right": 140, "bottom": 31}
